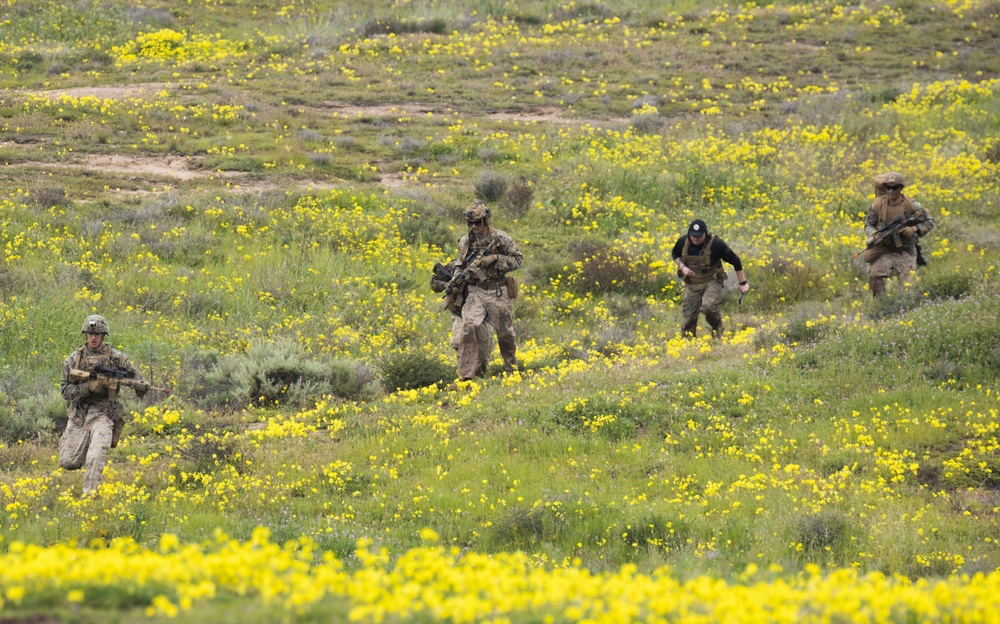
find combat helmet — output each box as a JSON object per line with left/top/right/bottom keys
{"left": 882, "top": 172, "right": 905, "bottom": 188}
{"left": 81, "top": 314, "right": 110, "bottom": 335}
{"left": 464, "top": 201, "right": 491, "bottom": 227}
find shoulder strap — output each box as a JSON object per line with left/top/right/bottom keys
{"left": 900, "top": 195, "right": 916, "bottom": 217}
{"left": 71, "top": 345, "right": 86, "bottom": 369}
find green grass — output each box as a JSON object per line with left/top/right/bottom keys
{"left": 1, "top": 0, "right": 1000, "bottom": 618}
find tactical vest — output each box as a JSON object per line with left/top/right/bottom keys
{"left": 74, "top": 345, "right": 111, "bottom": 370}
{"left": 872, "top": 194, "right": 916, "bottom": 228}
{"left": 681, "top": 234, "right": 725, "bottom": 284}
{"left": 461, "top": 230, "right": 508, "bottom": 283}
{"left": 872, "top": 195, "right": 917, "bottom": 250}
{"left": 71, "top": 345, "right": 126, "bottom": 404}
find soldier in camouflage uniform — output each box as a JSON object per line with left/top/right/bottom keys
{"left": 863, "top": 172, "right": 935, "bottom": 298}
{"left": 430, "top": 258, "right": 496, "bottom": 377}
{"left": 59, "top": 315, "right": 147, "bottom": 496}
{"left": 453, "top": 202, "right": 523, "bottom": 380}
{"left": 672, "top": 219, "right": 750, "bottom": 338}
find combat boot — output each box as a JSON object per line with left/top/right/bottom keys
{"left": 868, "top": 276, "right": 886, "bottom": 299}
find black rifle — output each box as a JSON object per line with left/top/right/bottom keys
{"left": 854, "top": 214, "right": 923, "bottom": 259}
{"left": 433, "top": 262, "right": 454, "bottom": 283}
{"left": 69, "top": 366, "right": 170, "bottom": 401}
{"left": 430, "top": 262, "right": 454, "bottom": 294}
{"left": 94, "top": 364, "right": 137, "bottom": 379}
{"left": 444, "top": 236, "right": 502, "bottom": 297}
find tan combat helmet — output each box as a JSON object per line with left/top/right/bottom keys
{"left": 464, "top": 201, "right": 491, "bottom": 227}
{"left": 81, "top": 314, "right": 110, "bottom": 335}
{"left": 882, "top": 172, "right": 905, "bottom": 187}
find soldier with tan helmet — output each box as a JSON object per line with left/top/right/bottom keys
{"left": 863, "top": 172, "right": 935, "bottom": 298}
{"left": 672, "top": 219, "right": 749, "bottom": 338}
{"left": 450, "top": 201, "right": 523, "bottom": 382}
{"left": 430, "top": 258, "right": 496, "bottom": 378}
{"left": 58, "top": 315, "right": 148, "bottom": 496}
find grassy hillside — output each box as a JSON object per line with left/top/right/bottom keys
{"left": 1, "top": 0, "right": 1000, "bottom": 621}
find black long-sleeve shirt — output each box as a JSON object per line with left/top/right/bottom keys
{"left": 671, "top": 235, "right": 743, "bottom": 271}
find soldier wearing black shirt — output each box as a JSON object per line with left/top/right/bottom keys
{"left": 671, "top": 220, "right": 749, "bottom": 338}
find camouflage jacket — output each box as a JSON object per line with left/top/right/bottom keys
{"left": 60, "top": 344, "right": 144, "bottom": 409}
{"left": 458, "top": 228, "right": 523, "bottom": 284}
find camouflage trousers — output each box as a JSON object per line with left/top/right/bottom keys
{"left": 458, "top": 284, "right": 517, "bottom": 379}
{"left": 450, "top": 315, "right": 494, "bottom": 375}
{"left": 59, "top": 402, "right": 114, "bottom": 495}
{"left": 868, "top": 250, "right": 916, "bottom": 298}
{"left": 681, "top": 279, "right": 723, "bottom": 337}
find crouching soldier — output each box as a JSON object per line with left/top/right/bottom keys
{"left": 59, "top": 315, "right": 148, "bottom": 496}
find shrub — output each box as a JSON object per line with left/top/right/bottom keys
{"left": 499, "top": 178, "right": 534, "bottom": 219}
{"left": 631, "top": 114, "right": 665, "bottom": 135}
{"left": 379, "top": 350, "right": 454, "bottom": 391}
{"left": 474, "top": 169, "right": 508, "bottom": 203}
{"left": 795, "top": 509, "right": 849, "bottom": 554}
{"left": 295, "top": 129, "right": 324, "bottom": 142}
{"left": 477, "top": 147, "right": 501, "bottom": 162}
{"left": 190, "top": 340, "right": 377, "bottom": 410}
{"left": 0, "top": 391, "right": 61, "bottom": 443}
{"left": 308, "top": 152, "right": 333, "bottom": 166}
{"left": 28, "top": 187, "right": 69, "bottom": 208}
{"left": 922, "top": 270, "right": 975, "bottom": 300}
{"left": 488, "top": 507, "right": 549, "bottom": 549}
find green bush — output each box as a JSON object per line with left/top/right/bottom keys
{"left": 795, "top": 509, "right": 850, "bottom": 554}
{"left": 191, "top": 340, "right": 377, "bottom": 410}
{"left": 0, "top": 391, "right": 61, "bottom": 443}
{"left": 487, "top": 507, "right": 550, "bottom": 550}
{"left": 379, "top": 350, "right": 455, "bottom": 391}
{"left": 474, "top": 169, "right": 508, "bottom": 204}
{"left": 922, "top": 269, "right": 976, "bottom": 300}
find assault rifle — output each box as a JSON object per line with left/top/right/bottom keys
{"left": 854, "top": 214, "right": 924, "bottom": 259}
{"left": 69, "top": 365, "right": 171, "bottom": 401}
{"left": 431, "top": 262, "right": 454, "bottom": 292}
{"left": 442, "top": 236, "right": 503, "bottom": 306}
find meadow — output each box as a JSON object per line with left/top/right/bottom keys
{"left": 1, "top": 0, "right": 1000, "bottom": 621}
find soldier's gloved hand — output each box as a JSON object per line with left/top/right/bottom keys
{"left": 134, "top": 380, "right": 150, "bottom": 399}
{"left": 479, "top": 254, "right": 498, "bottom": 267}
{"left": 901, "top": 226, "right": 917, "bottom": 239}
{"left": 85, "top": 379, "right": 107, "bottom": 396}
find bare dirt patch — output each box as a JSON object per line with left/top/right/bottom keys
{"left": 16, "top": 154, "right": 207, "bottom": 181}
{"left": 317, "top": 100, "right": 626, "bottom": 125}
{"left": 24, "top": 83, "right": 175, "bottom": 101}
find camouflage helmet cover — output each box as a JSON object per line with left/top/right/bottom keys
{"left": 881, "top": 171, "right": 905, "bottom": 187}
{"left": 464, "top": 201, "right": 491, "bottom": 224}
{"left": 81, "top": 314, "right": 110, "bottom": 335}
